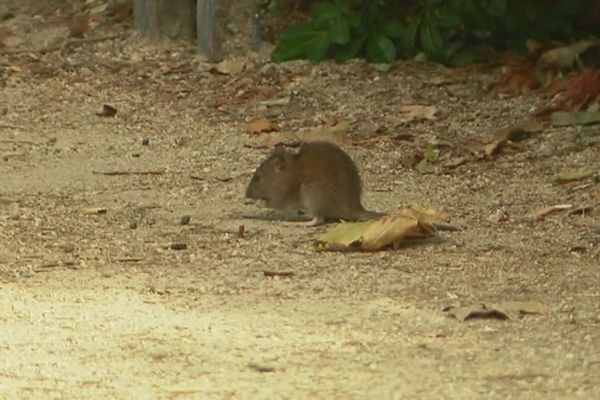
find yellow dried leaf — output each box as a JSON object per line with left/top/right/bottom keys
{"left": 317, "top": 205, "right": 443, "bottom": 252}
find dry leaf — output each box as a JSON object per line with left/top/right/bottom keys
{"left": 87, "top": 3, "right": 108, "bottom": 16}
{"left": 445, "top": 301, "right": 546, "bottom": 321}
{"left": 542, "top": 72, "right": 580, "bottom": 98}
{"left": 497, "top": 68, "right": 541, "bottom": 93}
{"left": 245, "top": 118, "right": 278, "bottom": 135}
{"left": 106, "top": 1, "right": 132, "bottom": 21}
{"left": 563, "top": 69, "right": 600, "bottom": 109}
{"left": 316, "top": 205, "right": 445, "bottom": 252}
{"left": 554, "top": 167, "right": 595, "bottom": 183}
{"left": 536, "top": 69, "right": 600, "bottom": 116}
{"left": 260, "top": 97, "right": 290, "bottom": 107}
{"left": 540, "top": 41, "right": 598, "bottom": 69}
{"left": 69, "top": 17, "right": 89, "bottom": 38}
{"left": 212, "top": 59, "right": 246, "bottom": 75}
{"left": 399, "top": 105, "right": 437, "bottom": 122}
{"left": 482, "top": 120, "right": 544, "bottom": 157}
{"left": 525, "top": 204, "right": 573, "bottom": 220}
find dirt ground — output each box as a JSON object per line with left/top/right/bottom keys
{"left": 1, "top": 1, "right": 599, "bottom": 399}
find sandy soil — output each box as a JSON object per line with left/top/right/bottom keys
{"left": 1, "top": 1, "right": 599, "bottom": 399}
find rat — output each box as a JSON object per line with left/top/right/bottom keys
{"left": 245, "top": 141, "right": 383, "bottom": 226}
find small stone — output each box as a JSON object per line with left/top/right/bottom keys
{"left": 180, "top": 215, "right": 191, "bottom": 225}
{"left": 41, "top": 260, "right": 59, "bottom": 268}
{"left": 142, "top": 138, "right": 150, "bottom": 146}
{"left": 59, "top": 243, "right": 75, "bottom": 253}
{"left": 167, "top": 242, "right": 187, "bottom": 250}
{"left": 129, "top": 220, "right": 138, "bottom": 229}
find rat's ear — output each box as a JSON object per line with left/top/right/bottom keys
{"left": 270, "top": 144, "right": 290, "bottom": 172}
{"left": 271, "top": 153, "right": 286, "bottom": 172}
{"left": 272, "top": 143, "right": 286, "bottom": 154}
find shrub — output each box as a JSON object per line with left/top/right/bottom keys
{"left": 271, "top": 0, "right": 597, "bottom": 65}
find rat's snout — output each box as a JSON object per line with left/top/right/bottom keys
{"left": 245, "top": 184, "right": 257, "bottom": 200}
{"left": 244, "top": 185, "right": 267, "bottom": 206}
{"left": 244, "top": 197, "right": 267, "bottom": 208}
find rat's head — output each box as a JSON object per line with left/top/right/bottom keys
{"left": 245, "top": 145, "right": 297, "bottom": 208}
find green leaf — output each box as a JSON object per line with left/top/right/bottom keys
{"left": 487, "top": 0, "right": 507, "bottom": 17}
{"left": 435, "top": 7, "right": 462, "bottom": 29}
{"left": 346, "top": 12, "right": 362, "bottom": 27}
{"left": 383, "top": 19, "right": 404, "bottom": 38}
{"left": 420, "top": 16, "right": 446, "bottom": 61}
{"left": 397, "top": 17, "right": 421, "bottom": 56}
{"left": 306, "top": 38, "right": 331, "bottom": 63}
{"left": 271, "top": 26, "right": 331, "bottom": 63}
{"left": 424, "top": 145, "right": 439, "bottom": 161}
{"left": 373, "top": 63, "right": 393, "bottom": 72}
{"left": 330, "top": 18, "right": 350, "bottom": 44}
{"left": 334, "top": 33, "right": 367, "bottom": 62}
{"left": 311, "top": 2, "right": 342, "bottom": 25}
{"left": 448, "top": 46, "right": 480, "bottom": 66}
{"left": 416, "top": 159, "right": 434, "bottom": 174}
{"left": 367, "top": 35, "right": 396, "bottom": 64}
{"left": 551, "top": 0, "right": 591, "bottom": 16}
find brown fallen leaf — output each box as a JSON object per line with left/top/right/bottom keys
{"left": 482, "top": 120, "right": 545, "bottom": 157}
{"left": 445, "top": 301, "right": 546, "bottom": 321}
{"left": 106, "top": 1, "right": 132, "bottom": 22}
{"left": 535, "top": 69, "right": 600, "bottom": 116}
{"left": 543, "top": 72, "right": 580, "bottom": 98}
{"left": 245, "top": 118, "right": 278, "bottom": 135}
{"left": 497, "top": 67, "right": 541, "bottom": 93}
{"left": 69, "top": 17, "right": 89, "bottom": 38}
{"left": 563, "top": 69, "right": 600, "bottom": 110}
{"left": 525, "top": 204, "right": 573, "bottom": 220}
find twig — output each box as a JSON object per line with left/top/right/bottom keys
{"left": 0, "top": 139, "right": 41, "bottom": 145}
{"left": 1, "top": 34, "right": 125, "bottom": 55}
{"left": 116, "top": 257, "right": 145, "bottom": 262}
{"left": 263, "top": 270, "right": 294, "bottom": 277}
{"left": 92, "top": 169, "right": 165, "bottom": 176}
{"left": 433, "top": 222, "right": 463, "bottom": 232}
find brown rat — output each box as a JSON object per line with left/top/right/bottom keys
{"left": 245, "top": 141, "right": 383, "bottom": 225}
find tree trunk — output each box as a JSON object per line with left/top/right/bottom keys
{"left": 133, "top": 0, "right": 196, "bottom": 41}
{"left": 196, "top": 0, "right": 221, "bottom": 61}
{"left": 133, "top": 0, "right": 258, "bottom": 62}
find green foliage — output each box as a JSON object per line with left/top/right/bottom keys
{"left": 271, "top": 0, "right": 597, "bottom": 65}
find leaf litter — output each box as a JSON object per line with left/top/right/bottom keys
{"left": 316, "top": 205, "right": 449, "bottom": 252}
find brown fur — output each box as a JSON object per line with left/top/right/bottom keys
{"left": 246, "top": 141, "right": 382, "bottom": 222}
